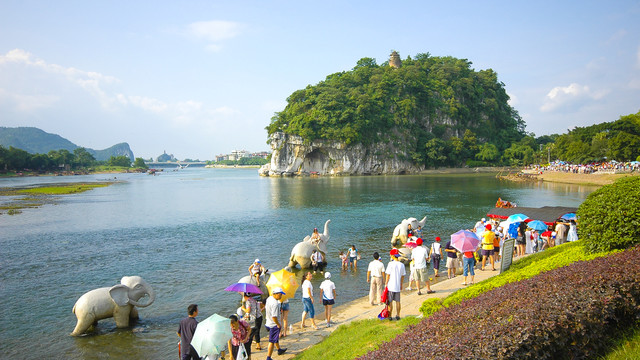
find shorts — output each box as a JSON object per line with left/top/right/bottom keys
{"left": 388, "top": 291, "right": 401, "bottom": 302}
{"left": 302, "top": 297, "right": 314, "bottom": 318}
{"left": 414, "top": 267, "right": 428, "bottom": 282}
{"left": 322, "top": 298, "right": 335, "bottom": 306}
{"left": 265, "top": 325, "right": 280, "bottom": 344}
{"left": 446, "top": 257, "right": 458, "bottom": 268}
{"left": 516, "top": 236, "right": 526, "bottom": 245}
{"left": 493, "top": 247, "right": 500, "bottom": 255}
{"left": 349, "top": 256, "right": 357, "bottom": 264}
{"left": 481, "top": 249, "right": 493, "bottom": 257}
{"left": 281, "top": 302, "right": 289, "bottom": 311}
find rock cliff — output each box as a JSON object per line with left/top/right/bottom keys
{"left": 259, "top": 132, "right": 424, "bottom": 176}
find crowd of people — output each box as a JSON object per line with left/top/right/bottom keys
{"left": 526, "top": 160, "right": 640, "bottom": 174}
{"left": 177, "top": 218, "right": 579, "bottom": 359}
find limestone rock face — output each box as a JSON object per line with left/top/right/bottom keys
{"left": 259, "top": 132, "right": 424, "bottom": 176}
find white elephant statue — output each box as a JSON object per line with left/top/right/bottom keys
{"left": 71, "top": 276, "right": 155, "bottom": 336}
{"left": 391, "top": 216, "right": 427, "bottom": 247}
{"left": 287, "top": 220, "right": 330, "bottom": 270}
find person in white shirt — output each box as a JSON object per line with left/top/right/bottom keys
{"left": 411, "top": 238, "right": 434, "bottom": 295}
{"left": 366, "top": 252, "right": 385, "bottom": 305}
{"left": 319, "top": 272, "right": 337, "bottom": 327}
{"left": 264, "top": 287, "right": 287, "bottom": 360}
{"left": 385, "top": 249, "right": 406, "bottom": 320}
{"left": 300, "top": 272, "right": 318, "bottom": 330}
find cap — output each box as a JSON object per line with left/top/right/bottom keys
{"left": 325, "top": 272, "right": 331, "bottom": 279}
{"left": 390, "top": 248, "right": 400, "bottom": 257}
{"left": 485, "top": 224, "right": 492, "bottom": 230}
{"left": 435, "top": 236, "right": 441, "bottom": 241}
{"left": 255, "top": 259, "right": 261, "bottom": 263}
{"left": 481, "top": 218, "right": 486, "bottom": 222}
{"left": 416, "top": 238, "right": 423, "bottom": 245}
{"left": 237, "top": 307, "right": 244, "bottom": 317}
{"left": 271, "top": 287, "right": 286, "bottom": 295}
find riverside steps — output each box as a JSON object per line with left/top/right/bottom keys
{"left": 261, "top": 257, "right": 518, "bottom": 360}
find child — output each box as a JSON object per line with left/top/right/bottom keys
{"left": 339, "top": 251, "right": 348, "bottom": 270}
{"left": 405, "top": 259, "right": 416, "bottom": 290}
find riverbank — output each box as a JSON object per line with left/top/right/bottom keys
{"left": 535, "top": 170, "right": 636, "bottom": 186}
{"left": 256, "top": 262, "right": 510, "bottom": 360}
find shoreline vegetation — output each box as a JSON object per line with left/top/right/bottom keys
{"left": 0, "top": 182, "right": 113, "bottom": 215}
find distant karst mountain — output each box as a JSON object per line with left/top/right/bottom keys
{"left": 0, "top": 127, "right": 135, "bottom": 161}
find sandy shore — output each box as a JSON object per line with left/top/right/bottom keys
{"left": 252, "top": 262, "right": 511, "bottom": 360}
{"left": 534, "top": 171, "right": 636, "bottom": 186}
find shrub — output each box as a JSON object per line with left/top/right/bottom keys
{"left": 418, "top": 298, "right": 443, "bottom": 317}
{"left": 578, "top": 176, "right": 640, "bottom": 253}
{"left": 358, "top": 246, "right": 640, "bottom": 360}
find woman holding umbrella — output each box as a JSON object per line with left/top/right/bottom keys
{"left": 241, "top": 292, "right": 263, "bottom": 351}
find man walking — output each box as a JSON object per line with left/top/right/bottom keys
{"left": 411, "top": 238, "right": 434, "bottom": 295}
{"left": 385, "top": 249, "right": 406, "bottom": 320}
{"left": 367, "top": 252, "right": 385, "bottom": 305}
{"left": 265, "top": 287, "right": 287, "bottom": 360}
{"left": 177, "top": 304, "right": 199, "bottom": 360}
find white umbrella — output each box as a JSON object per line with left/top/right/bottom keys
{"left": 190, "top": 314, "right": 232, "bottom": 358}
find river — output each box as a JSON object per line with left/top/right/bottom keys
{"left": 0, "top": 168, "right": 597, "bottom": 359}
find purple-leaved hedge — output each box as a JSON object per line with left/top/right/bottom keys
{"left": 358, "top": 246, "right": 640, "bottom": 360}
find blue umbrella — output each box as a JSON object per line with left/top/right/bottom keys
{"left": 507, "top": 213, "right": 529, "bottom": 223}
{"left": 527, "top": 220, "right": 548, "bottom": 231}
{"left": 561, "top": 213, "right": 577, "bottom": 221}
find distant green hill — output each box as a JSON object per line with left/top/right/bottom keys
{"left": 0, "top": 127, "right": 134, "bottom": 161}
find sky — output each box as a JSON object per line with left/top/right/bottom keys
{"left": 1, "top": 1, "right": 639, "bottom": 161}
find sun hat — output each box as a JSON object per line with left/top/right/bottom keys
{"left": 390, "top": 248, "right": 400, "bottom": 257}
{"left": 435, "top": 236, "right": 441, "bottom": 241}
{"left": 325, "top": 272, "right": 331, "bottom": 279}
{"left": 271, "top": 287, "right": 286, "bottom": 295}
{"left": 416, "top": 238, "right": 423, "bottom": 246}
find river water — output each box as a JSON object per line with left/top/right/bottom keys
{"left": 0, "top": 168, "right": 596, "bottom": 359}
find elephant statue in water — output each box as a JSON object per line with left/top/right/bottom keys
{"left": 71, "top": 276, "right": 156, "bottom": 336}
{"left": 287, "top": 220, "right": 330, "bottom": 270}
{"left": 391, "top": 216, "right": 427, "bottom": 247}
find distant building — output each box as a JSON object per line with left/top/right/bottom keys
{"left": 389, "top": 50, "right": 402, "bottom": 68}
{"left": 157, "top": 151, "right": 176, "bottom": 162}
{"left": 214, "top": 150, "right": 270, "bottom": 162}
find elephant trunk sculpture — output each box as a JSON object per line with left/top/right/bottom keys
{"left": 391, "top": 216, "right": 427, "bottom": 247}
{"left": 288, "top": 220, "right": 330, "bottom": 270}
{"left": 71, "top": 275, "right": 155, "bottom": 336}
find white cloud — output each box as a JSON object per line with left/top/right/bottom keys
{"left": 540, "top": 83, "right": 609, "bottom": 112}
{"left": 0, "top": 88, "right": 59, "bottom": 112}
{"left": 185, "top": 20, "right": 242, "bottom": 51}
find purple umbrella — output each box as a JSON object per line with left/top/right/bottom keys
{"left": 224, "top": 282, "right": 263, "bottom": 294}
{"left": 450, "top": 230, "right": 481, "bottom": 253}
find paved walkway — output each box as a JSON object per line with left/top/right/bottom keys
{"left": 250, "top": 261, "right": 508, "bottom": 360}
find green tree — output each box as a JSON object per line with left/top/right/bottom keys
{"left": 475, "top": 143, "right": 500, "bottom": 162}
{"left": 107, "top": 155, "right": 131, "bottom": 167}
{"left": 73, "top": 147, "right": 96, "bottom": 168}
{"left": 133, "top": 157, "right": 148, "bottom": 169}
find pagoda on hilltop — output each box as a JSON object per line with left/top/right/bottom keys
{"left": 389, "top": 50, "right": 402, "bottom": 68}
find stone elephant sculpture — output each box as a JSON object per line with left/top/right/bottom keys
{"left": 71, "top": 275, "right": 155, "bottom": 336}
{"left": 287, "top": 220, "right": 330, "bottom": 270}
{"left": 391, "top": 216, "right": 427, "bottom": 247}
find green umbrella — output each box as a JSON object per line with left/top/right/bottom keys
{"left": 190, "top": 314, "right": 232, "bottom": 358}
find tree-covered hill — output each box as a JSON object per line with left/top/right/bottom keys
{"left": 0, "top": 127, "right": 134, "bottom": 161}
{"left": 266, "top": 52, "right": 526, "bottom": 167}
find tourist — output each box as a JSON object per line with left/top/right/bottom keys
{"left": 265, "top": 287, "right": 287, "bottom": 360}
{"left": 444, "top": 239, "right": 459, "bottom": 279}
{"left": 177, "top": 304, "right": 199, "bottom": 360}
{"left": 367, "top": 252, "right": 385, "bottom": 306}
{"left": 241, "top": 292, "right": 263, "bottom": 351}
{"left": 462, "top": 251, "right": 475, "bottom": 285}
{"left": 248, "top": 259, "right": 266, "bottom": 286}
{"left": 429, "top": 236, "right": 443, "bottom": 277}
{"left": 516, "top": 222, "right": 527, "bottom": 256}
{"left": 280, "top": 297, "right": 290, "bottom": 338}
{"left": 310, "top": 227, "right": 321, "bottom": 244}
{"left": 567, "top": 220, "right": 579, "bottom": 242}
{"left": 481, "top": 224, "right": 496, "bottom": 271}
{"left": 339, "top": 251, "right": 348, "bottom": 271}
{"left": 226, "top": 314, "right": 252, "bottom": 360}
{"left": 348, "top": 245, "right": 359, "bottom": 270}
{"left": 525, "top": 227, "right": 533, "bottom": 254}
{"left": 311, "top": 249, "right": 324, "bottom": 274}
{"left": 300, "top": 272, "right": 318, "bottom": 330}
{"left": 415, "top": 225, "right": 423, "bottom": 238}
{"left": 493, "top": 227, "right": 502, "bottom": 264}
{"left": 386, "top": 248, "right": 406, "bottom": 320}
{"left": 319, "top": 272, "right": 337, "bottom": 327}
{"left": 407, "top": 224, "right": 414, "bottom": 237}
{"left": 555, "top": 220, "right": 567, "bottom": 245}
{"left": 412, "top": 238, "right": 435, "bottom": 295}
{"left": 405, "top": 258, "right": 416, "bottom": 291}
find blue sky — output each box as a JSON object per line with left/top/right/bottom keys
{"left": 1, "top": 1, "right": 639, "bottom": 160}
